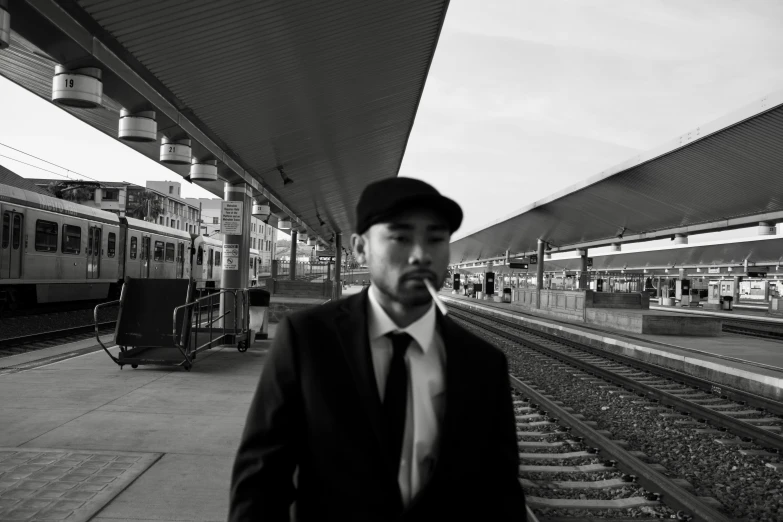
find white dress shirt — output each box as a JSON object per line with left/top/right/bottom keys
{"left": 367, "top": 285, "right": 446, "bottom": 506}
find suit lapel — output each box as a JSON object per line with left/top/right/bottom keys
{"left": 335, "top": 289, "right": 393, "bottom": 471}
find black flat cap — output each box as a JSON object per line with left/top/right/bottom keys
{"left": 356, "top": 177, "right": 463, "bottom": 234}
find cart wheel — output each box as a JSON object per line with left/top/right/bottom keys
{"left": 237, "top": 341, "right": 248, "bottom": 353}
{"left": 131, "top": 364, "right": 138, "bottom": 369}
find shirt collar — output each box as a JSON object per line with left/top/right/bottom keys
{"left": 367, "top": 285, "right": 437, "bottom": 354}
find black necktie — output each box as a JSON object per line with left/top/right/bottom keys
{"left": 384, "top": 332, "right": 412, "bottom": 478}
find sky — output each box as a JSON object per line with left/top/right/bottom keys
{"left": 2, "top": 0, "right": 783, "bottom": 248}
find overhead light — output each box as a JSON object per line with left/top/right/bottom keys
{"left": 278, "top": 166, "right": 293, "bottom": 185}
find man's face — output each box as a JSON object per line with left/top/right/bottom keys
{"left": 352, "top": 209, "right": 450, "bottom": 307}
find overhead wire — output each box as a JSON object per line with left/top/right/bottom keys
{"left": 0, "top": 141, "right": 101, "bottom": 183}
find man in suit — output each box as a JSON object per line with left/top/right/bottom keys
{"left": 229, "top": 177, "right": 526, "bottom": 521}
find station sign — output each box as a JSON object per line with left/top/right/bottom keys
{"left": 317, "top": 256, "right": 334, "bottom": 262}
{"left": 708, "top": 267, "right": 720, "bottom": 274}
{"left": 529, "top": 254, "right": 538, "bottom": 265}
{"left": 509, "top": 261, "right": 529, "bottom": 269}
{"left": 748, "top": 271, "right": 767, "bottom": 278}
{"left": 221, "top": 201, "right": 243, "bottom": 235}
{"left": 587, "top": 257, "right": 593, "bottom": 268}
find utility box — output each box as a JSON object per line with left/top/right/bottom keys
{"left": 247, "top": 288, "right": 270, "bottom": 341}
{"left": 453, "top": 273, "right": 461, "bottom": 291}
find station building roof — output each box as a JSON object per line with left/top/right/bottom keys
{"left": 0, "top": 0, "right": 449, "bottom": 243}
{"left": 457, "top": 236, "right": 783, "bottom": 277}
{"left": 449, "top": 89, "right": 783, "bottom": 266}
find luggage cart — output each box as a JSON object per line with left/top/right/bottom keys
{"left": 94, "top": 277, "right": 251, "bottom": 371}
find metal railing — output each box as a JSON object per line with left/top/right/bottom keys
{"left": 174, "top": 288, "right": 250, "bottom": 357}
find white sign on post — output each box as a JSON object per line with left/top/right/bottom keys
{"left": 223, "top": 244, "right": 239, "bottom": 271}
{"left": 221, "top": 201, "right": 243, "bottom": 235}
{"left": 708, "top": 267, "right": 720, "bottom": 274}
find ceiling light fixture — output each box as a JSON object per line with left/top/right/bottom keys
{"left": 278, "top": 166, "right": 293, "bottom": 185}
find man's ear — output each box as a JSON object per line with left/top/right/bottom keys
{"left": 351, "top": 233, "right": 366, "bottom": 265}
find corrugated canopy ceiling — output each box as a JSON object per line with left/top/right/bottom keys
{"left": 450, "top": 90, "right": 783, "bottom": 265}
{"left": 0, "top": 0, "right": 449, "bottom": 240}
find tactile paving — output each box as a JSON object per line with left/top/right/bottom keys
{"left": 0, "top": 448, "right": 160, "bottom": 521}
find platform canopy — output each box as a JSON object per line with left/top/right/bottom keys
{"left": 0, "top": 0, "right": 449, "bottom": 242}
{"left": 450, "top": 89, "right": 783, "bottom": 266}
{"left": 457, "top": 236, "right": 783, "bottom": 277}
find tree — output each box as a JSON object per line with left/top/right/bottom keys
{"left": 46, "top": 181, "right": 95, "bottom": 203}
{"left": 127, "top": 190, "right": 164, "bottom": 222}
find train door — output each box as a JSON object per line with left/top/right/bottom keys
{"left": 177, "top": 242, "right": 185, "bottom": 278}
{"left": 1, "top": 211, "right": 23, "bottom": 279}
{"left": 86, "top": 224, "right": 102, "bottom": 279}
{"left": 141, "top": 236, "right": 151, "bottom": 278}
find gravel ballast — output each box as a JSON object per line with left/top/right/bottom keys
{"left": 459, "top": 317, "right": 783, "bottom": 521}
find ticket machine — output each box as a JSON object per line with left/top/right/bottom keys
{"left": 676, "top": 279, "right": 691, "bottom": 306}
{"left": 485, "top": 271, "right": 495, "bottom": 296}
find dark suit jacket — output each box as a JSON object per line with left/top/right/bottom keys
{"left": 229, "top": 288, "right": 526, "bottom": 521}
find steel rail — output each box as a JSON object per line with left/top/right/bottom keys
{"left": 450, "top": 309, "right": 783, "bottom": 453}
{"left": 508, "top": 374, "right": 731, "bottom": 522}
{"left": 447, "top": 303, "right": 783, "bottom": 416}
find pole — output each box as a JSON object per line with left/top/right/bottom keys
{"left": 536, "top": 239, "right": 545, "bottom": 289}
{"left": 334, "top": 233, "right": 342, "bottom": 299}
{"left": 289, "top": 230, "right": 298, "bottom": 280}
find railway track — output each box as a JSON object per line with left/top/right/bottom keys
{"left": 722, "top": 319, "right": 783, "bottom": 341}
{"left": 0, "top": 321, "right": 117, "bottom": 356}
{"left": 448, "top": 304, "right": 783, "bottom": 452}
{"left": 511, "top": 376, "right": 728, "bottom": 521}
{"left": 447, "top": 302, "right": 783, "bottom": 519}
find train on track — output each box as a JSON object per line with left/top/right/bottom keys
{"left": 1, "top": 181, "right": 264, "bottom": 309}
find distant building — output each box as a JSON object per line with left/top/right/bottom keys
{"left": 185, "top": 197, "right": 278, "bottom": 271}
{"left": 28, "top": 178, "right": 200, "bottom": 234}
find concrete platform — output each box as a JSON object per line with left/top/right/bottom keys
{"left": 0, "top": 325, "right": 278, "bottom": 521}
{"left": 442, "top": 292, "right": 783, "bottom": 402}
{"left": 651, "top": 303, "right": 783, "bottom": 324}
{"left": 587, "top": 307, "right": 721, "bottom": 336}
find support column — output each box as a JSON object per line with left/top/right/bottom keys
{"left": 289, "top": 230, "right": 297, "bottom": 280}
{"left": 220, "top": 182, "right": 252, "bottom": 334}
{"left": 733, "top": 276, "right": 740, "bottom": 305}
{"left": 656, "top": 277, "right": 662, "bottom": 302}
{"left": 536, "top": 240, "right": 545, "bottom": 289}
{"left": 334, "top": 234, "right": 342, "bottom": 299}
{"left": 578, "top": 249, "right": 588, "bottom": 289}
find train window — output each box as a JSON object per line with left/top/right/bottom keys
{"left": 62, "top": 225, "right": 81, "bottom": 255}
{"left": 87, "top": 227, "right": 93, "bottom": 256}
{"left": 215, "top": 251, "right": 221, "bottom": 267}
{"left": 154, "top": 241, "right": 164, "bottom": 261}
{"left": 35, "top": 220, "right": 58, "bottom": 252}
{"left": 12, "top": 215, "right": 21, "bottom": 250}
{"left": 197, "top": 245, "right": 203, "bottom": 265}
{"left": 108, "top": 233, "right": 116, "bottom": 258}
{"left": 129, "top": 236, "right": 137, "bottom": 259}
{"left": 165, "top": 242, "right": 175, "bottom": 263}
{"left": 2, "top": 212, "right": 8, "bottom": 248}
{"left": 208, "top": 249, "right": 214, "bottom": 266}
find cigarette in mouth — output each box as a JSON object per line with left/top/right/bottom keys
{"left": 424, "top": 278, "right": 449, "bottom": 316}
